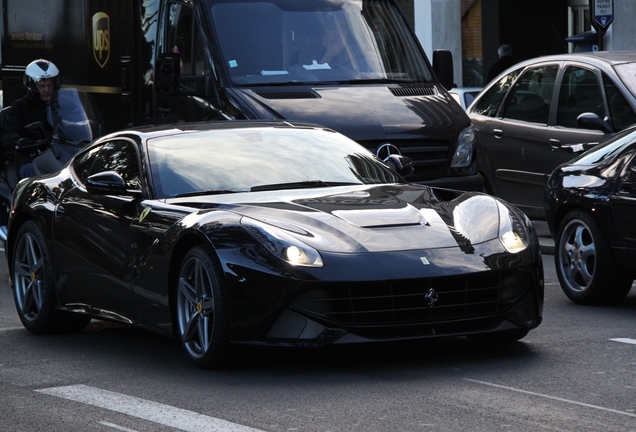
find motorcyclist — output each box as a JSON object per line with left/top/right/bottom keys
{"left": 1, "top": 59, "right": 60, "bottom": 181}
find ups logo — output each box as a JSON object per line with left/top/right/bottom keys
{"left": 92, "top": 12, "right": 110, "bottom": 68}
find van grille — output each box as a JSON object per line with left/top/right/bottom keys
{"left": 254, "top": 90, "right": 320, "bottom": 99}
{"left": 290, "top": 271, "right": 532, "bottom": 329}
{"left": 357, "top": 139, "right": 450, "bottom": 180}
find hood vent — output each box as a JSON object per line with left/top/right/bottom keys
{"left": 254, "top": 90, "right": 320, "bottom": 99}
{"left": 390, "top": 86, "right": 437, "bottom": 97}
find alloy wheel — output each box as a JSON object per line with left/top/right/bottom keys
{"left": 177, "top": 255, "right": 216, "bottom": 359}
{"left": 13, "top": 232, "right": 46, "bottom": 322}
{"left": 558, "top": 219, "right": 596, "bottom": 293}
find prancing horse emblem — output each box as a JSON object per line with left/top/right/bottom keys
{"left": 425, "top": 288, "right": 438, "bottom": 307}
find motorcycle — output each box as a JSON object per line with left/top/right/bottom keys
{"left": 0, "top": 87, "right": 101, "bottom": 241}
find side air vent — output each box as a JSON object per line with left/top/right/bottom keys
{"left": 254, "top": 90, "right": 320, "bottom": 99}
{"left": 390, "top": 87, "right": 437, "bottom": 97}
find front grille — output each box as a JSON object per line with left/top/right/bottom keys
{"left": 290, "top": 271, "right": 532, "bottom": 328}
{"left": 358, "top": 139, "right": 451, "bottom": 180}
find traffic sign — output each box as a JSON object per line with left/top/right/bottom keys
{"left": 590, "top": 0, "right": 614, "bottom": 32}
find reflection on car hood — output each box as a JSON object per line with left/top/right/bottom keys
{"left": 231, "top": 85, "right": 469, "bottom": 140}
{"left": 172, "top": 184, "right": 501, "bottom": 253}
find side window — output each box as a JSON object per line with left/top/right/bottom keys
{"left": 73, "top": 145, "right": 103, "bottom": 184}
{"left": 166, "top": 3, "right": 207, "bottom": 77}
{"left": 503, "top": 65, "right": 557, "bottom": 124}
{"left": 603, "top": 73, "right": 636, "bottom": 132}
{"left": 73, "top": 141, "right": 142, "bottom": 190}
{"left": 556, "top": 67, "right": 604, "bottom": 128}
{"left": 474, "top": 70, "right": 521, "bottom": 117}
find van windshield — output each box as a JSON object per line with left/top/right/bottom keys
{"left": 206, "top": 0, "right": 434, "bottom": 85}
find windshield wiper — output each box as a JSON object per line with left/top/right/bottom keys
{"left": 251, "top": 180, "right": 359, "bottom": 192}
{"left": 174, "top": 189, "right": 242, "bottom": 198}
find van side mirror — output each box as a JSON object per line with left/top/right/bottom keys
{"left": 432, "top": 49, "right": 454, "bottom": 91}
{"left": 156, "top": 53, "right": 180, "bottom": 95}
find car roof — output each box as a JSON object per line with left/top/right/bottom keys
{"left": 513, "top": 50, "right": 636, "bottom": 68}
{"left": 101, "top": 120, "right": 330, "bottom": 141}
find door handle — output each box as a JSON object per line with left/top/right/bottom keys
{"left": 54, "top": 205, "right": 65, "bottom": 218}
{"left": 121, "top": 56, "right": 132, "bottom": 98}
{"left": 493, "top": 129, "right": 503, "bottom": 138}
{"left": 549, "top": 138, "right": 561, "bottom": 150}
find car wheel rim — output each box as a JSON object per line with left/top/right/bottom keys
{"left": 13, "top": 232, "right": 45, "bottom": 322}
{"left": 177, "top": 256, "right": 215, "bottom": 359}
{"left": 558, "top": 220, "right": 596, "bottom": 293}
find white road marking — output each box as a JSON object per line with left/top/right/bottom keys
{"left": 37, "top": 384, "right": 264, "bottom": 432}
{"left": 610, "top": 338, "right": 636, "bottom": 345}
{"left": 0, "top": 326, "right": 24, "bottom": 332}
{"left": 99, "top": 421, "right": 141, "bottom": 432}
{"left": 465, "top": 379, "right": 636, "bottom": 418}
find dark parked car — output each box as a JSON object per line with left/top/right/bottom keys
{"left": 7, "top": 121, "right": 543, "bottom": 368}
{"left": 545, "top": 124, "right": 636, "bottom": 305}
{"left": 468, "top": 51, "right": 636, "bottom": 219}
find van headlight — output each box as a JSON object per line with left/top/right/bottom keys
{"left": 497, "top": 201, "right": 530, "bottom": 253}
{"left": 451, "top": 125, "right": 475, "bottom": 168}
{"left": 241, "top": 217, "right": 324, "bottom": 267}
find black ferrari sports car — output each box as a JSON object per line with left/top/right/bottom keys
{"left": 545, "top": 124, "right": 636, "bottom": 305}
{"left": 8, "top": 121, "right": 544, "bottom": 368}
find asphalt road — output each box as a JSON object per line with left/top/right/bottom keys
{"left": 1, "top": 249, "right": 636, "bottom": 431}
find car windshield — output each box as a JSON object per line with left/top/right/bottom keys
{"left": 205, "top": 0, "right": 434, "bottom": 85}
{"left": 147, "top": 126, "right": 403, "bottom": 198}
{"left": 570, "top": 125, "right": 636, "bottom": 166}
{"left": 614, "top": 62, "right": 636, "bottom": 96}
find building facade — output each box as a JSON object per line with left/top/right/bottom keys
{"left": 398, "top": 0, "right": 636, "bottom": 87}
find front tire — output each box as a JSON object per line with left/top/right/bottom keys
{"left": 555, "top": 210, "right": 632, "bottom": 305}
{"left": 176, "top": 245, "right": 231, "bottom": 369}
{"left": 12, "top": 220, "right": 89, "bottom": 333}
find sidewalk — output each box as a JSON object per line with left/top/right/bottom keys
{"left": 532, "top": 220, "right": 554, "bottom": 255}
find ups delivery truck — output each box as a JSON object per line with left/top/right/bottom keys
{"left": 0, "top": 0, "right": 482, "bottom": 190}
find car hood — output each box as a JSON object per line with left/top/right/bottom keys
{"left": 229, "top": 85, "right": 469, "bottom": 140}
{"left": 172, "top": 184, "right": 503, "bottom": 253}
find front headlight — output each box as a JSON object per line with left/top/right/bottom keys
{"left": 497, "top": 202, "right": 530, "bottom": 253}
{"left": 241, "top": 217, "right": 324, "bottom": 267}
{"left": 451, "top": 125, "right": 475, "bottom": 168}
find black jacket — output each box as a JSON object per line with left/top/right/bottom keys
{"left": 487, "top": 55, "right": 516, "bottom": 84}
{"left": 1, "top": 95, "right": 52, "bottom": 159}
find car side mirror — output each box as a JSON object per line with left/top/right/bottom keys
{"left": 86, "top": 171, "right": 142, "bottom": 197}
{"left": 577, "top": 112, "right": 613, "bottom": 134}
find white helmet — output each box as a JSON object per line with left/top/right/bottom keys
{"left": 24, "top": 59, "right": 61, "bottom": 99}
